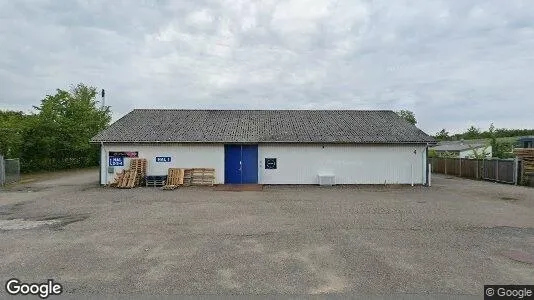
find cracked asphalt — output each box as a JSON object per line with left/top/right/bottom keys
{"left": 0, "top": 169, "right": 533, "bottom": 297}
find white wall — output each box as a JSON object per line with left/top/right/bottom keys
{"left": 100, "top": 143, "right": 428, "bottom": 185}
{"left": 459, "top": 146, "right": 492, "bottom": 158}
{"left": 258, "top": 144, "right": 427, "bottom": 184}
{"left": 100, "top": 143, "right": 224, "bottom": 184}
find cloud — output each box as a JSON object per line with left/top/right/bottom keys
{"left": 0, "top": 0, "right": 533, "bottom": 134}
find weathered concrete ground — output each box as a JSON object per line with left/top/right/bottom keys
{"left": 0, "top": 170, "right": 533, "bottom": 297}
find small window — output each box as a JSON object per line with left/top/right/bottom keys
{"left": 265, "top": 158, "right": 277, "bottom": 169}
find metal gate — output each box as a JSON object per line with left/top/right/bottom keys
{"left": 0, "top": 155, "right": 20, "bottom": 186}
{"left": 0, "top": 155, "right": 4, "bottom": 186}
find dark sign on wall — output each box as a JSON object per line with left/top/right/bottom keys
{"left": 109, "top": 156, "right": 124, "bottom": 166}
{"left": 109, "top": 151, "right": 138, "bottom": 158}
{"left": 155, "top": 157, "right": 171, "bottom": 163}
{"left": 265, "top": 158, "right": 277, "bottom": 169}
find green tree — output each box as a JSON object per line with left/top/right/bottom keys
{"left": 463, "top": 125, "right": 481, "bottom": 140}
{"left": 435, "top": 129, "right": 449, "bottom": 141}
{"left": 483, "top": 123, "right": 514, "bottom": 158}
{"left": 396, "top": 110, "right": 417, "bottom": 125}
{"left": 0, "top": 111, "right": 35, "bottom": 158}
{"left": 21, "top": 83, "right": 111, "bottom": 171}
{"left": 466, "top": 144, "right": 491, "bottom": 159}
{"left": 438, "top": 151, "right": 458, "bottom": 158}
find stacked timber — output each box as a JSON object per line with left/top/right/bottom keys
{"left": 514, "top": 148, "right": 534, "bottom": 174}
{"left": 191, "top": 168, "right": 215, "bottom": 186}
{"left": 108, "top": 158, "right": 147, "bottom": 188}
{"left": 183, "top": 169, "right": 193, "bottom": 186}
{"left": 180, "top": 168, "right": 215, "bottom": 186}
{"left": 162, "top": 168, "right": 185, "bottom": 190}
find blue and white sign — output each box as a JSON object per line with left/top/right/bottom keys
{"left": 109, "top": 156, "right": 124, "bottom": 166}
{"left": 155, "top": 156, "right": 171, "bottom": 163}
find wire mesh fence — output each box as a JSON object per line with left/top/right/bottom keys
{"left": 5, "top": 158, "right": 20, "bottom": 184}
{"left": 0, "top": 155, "right": 20, "bottom": 186}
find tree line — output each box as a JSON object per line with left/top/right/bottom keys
{"left": 434, "top": 126, "right": 534, "bottom": 141}
{"left": 0, "top": 84, "right": 111, "bottom": 172}
{"left": 395, "top": 111, "right": 532, "bottom": 159}
{"left": 433, "top": 125, "right": 533, "bottom": 159}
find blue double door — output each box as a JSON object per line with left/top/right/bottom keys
{"left": 224, "top": 145, "right": 258, "bottom": 184}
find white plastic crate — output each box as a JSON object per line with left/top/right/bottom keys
{"left": 317, "top": 173, "right": 335, "bottom": 186}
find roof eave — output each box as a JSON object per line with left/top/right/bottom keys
{"left": 91, "top": 140, "right": 435, "bottom": 144}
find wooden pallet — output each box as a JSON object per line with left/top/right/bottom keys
{"left": 162, "top": 168, "right": 185, "bottom": 190}
{"left": 130, "top": 158, "right": 148, "bottom": 186}
{"left": 514, "top": 148, "right": 534, "bottom": 156}
{"left": 115, "top": 169, "right": 138, "bottom": 188}
{"left": 514, "top": 148, "right": 534, "bottom": 181}
{"left": 190, "top": 168, "right": 215, "bottom": 186}
{"left": 110, "top": 170, "right": 125, "bottom": 187}
{"left": 183, "top": 169, "right": 193, "bottom": 186}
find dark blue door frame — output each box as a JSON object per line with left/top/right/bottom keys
{"left": 224, "top": 145, "right": 258, "bottom": 184}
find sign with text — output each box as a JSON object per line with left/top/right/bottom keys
{"left": 108, "top": 156, "right": 124, "bottom": 166}
{"left": 155, "top": 157, "right": 171, "bottom": 163}
{"left": 109, "top": 151, "right": 138, "bottom": 158}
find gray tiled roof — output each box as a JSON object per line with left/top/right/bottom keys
{"left": 91, "top": 109, "right": 435, "bottom": 144}
{"left": 432, "top": 142, "right": 486, "bottom": 152}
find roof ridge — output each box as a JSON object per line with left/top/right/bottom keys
{"left": 132, "top": 108, "right": 396, "bottom": 112}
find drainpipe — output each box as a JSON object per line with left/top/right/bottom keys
{"left": 411, "top": 164, "right": 414, "bottom": 186}
{"left": 421, "top": 144, "right": 428, "bottom": 185}
{"left": 101, "top": 141, "right": 106, "bottom": 185}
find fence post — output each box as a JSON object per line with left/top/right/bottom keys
{"left": 428, "top": 163, "right": 432, "bottom": 187}
{"left": 495, "top": 160, "right": 499, "bottom": 182}
{"left": 481, "top": 158, "right": 488, "bottom": 179}
{"left": 459, "top": 158, "right": 462, "bottom": 177}
{"left": 0, "top": 155, "right": 6, "bottom": 187}
{"left": 520, "top": 160, "right": 524, "bottom": 185}
{"left": 0, "top": 155, "right": 5, "bottom": 187}
{"left": 513, "top": 157, "right": 519, "bottom": 185}
{"left": 445, "top": 158, "right": 447, "bottom": 175}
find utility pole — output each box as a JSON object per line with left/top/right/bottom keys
{"left": 101, "top": 89, "right": 106, "bottom": 109}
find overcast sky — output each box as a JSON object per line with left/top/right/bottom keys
{"left": 1, "top": 0, "right": 533, "bottom": 134}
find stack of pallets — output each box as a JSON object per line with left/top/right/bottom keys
{"left": 112, "top": 169, "right": 138, "bottom": 188}
{"left": 162, "top": 168, "right": 185, "bottom": 190}
{"left": 130, "top": 158, "right": 148, "bottom": 186}
{"left": 514, "top": 148, "right": 534, "bottom": 174}
{"left": 183, "top": 169, "right": 193, "bottom": 186}
{"left": 191, "top": 168, "right": 215, "bottom": 186}
{"left": 145, "top": 175, "right": 167, "bottom": 187}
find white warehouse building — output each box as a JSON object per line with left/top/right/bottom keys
{"left": 91, "top": 109, "right": 435, "bottom": 185}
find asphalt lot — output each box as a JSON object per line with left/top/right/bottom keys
{"left": 0, "top": 169, "right": 533, "bottom": 297}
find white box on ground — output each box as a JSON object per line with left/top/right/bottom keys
{"left": 317, "top": 173, "right": 335, "bottom": 186}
